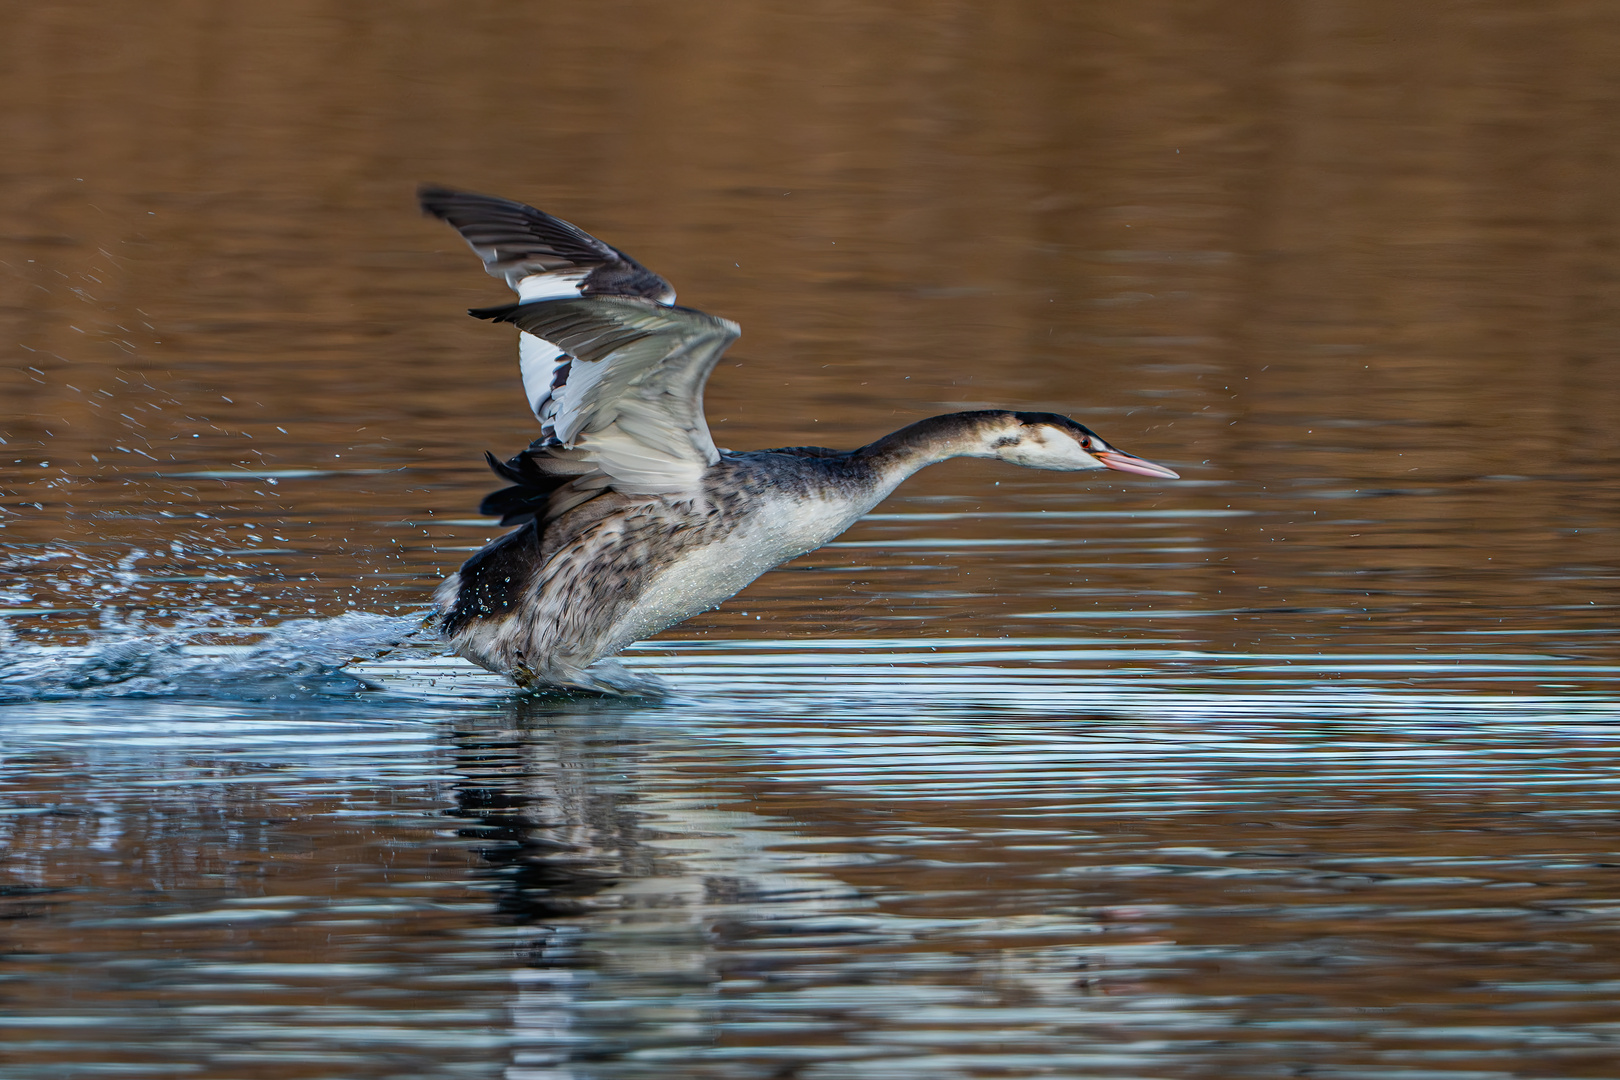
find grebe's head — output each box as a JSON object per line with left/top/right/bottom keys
{"left": 988, "top": 412, "right": 1180, "bottom": 478}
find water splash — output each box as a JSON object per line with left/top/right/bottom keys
{"left": 0, "top": 609, "right": 430, "bottom": 702}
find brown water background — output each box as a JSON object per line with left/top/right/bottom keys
{"left": 4, "top": 4, "right": 1620, "bottom": 1078}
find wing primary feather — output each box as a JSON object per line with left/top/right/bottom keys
{"left": 422, "top": 185, "right": 676, "bottom": 303}
{"left": 420, "top": 184, "right": 618, "bottom": 264}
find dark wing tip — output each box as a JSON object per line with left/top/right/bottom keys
{"left": 417, "top": 182, "right": 464, "bottom": 218}
{"left": 469, "top": 302, "right": 521, "bottom": 323}
{"left": 482, "top": 449, "right": 526, "bottom": 484}
{"left": 417, "top": 183, "right": 554, "bottom": 231}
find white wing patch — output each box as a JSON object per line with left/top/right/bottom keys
{"left": 516, "top": 271, "right": 588, "bottom": 302}
{"left": 514, "top": 272, "right": 587, "bottom": 434}
{"left": 518, "top": 332, "right": 569, "bottom": 434}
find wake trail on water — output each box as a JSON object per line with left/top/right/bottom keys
{"left": 0, "top": 610, "right": 433, "bottom": 702}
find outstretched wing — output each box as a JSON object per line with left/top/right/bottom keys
{"left": 419, "top": 184, "right": 674, "bottom": 302}
{"left": 474, "top": 296, "right": 741, "bottom": 495}
{"left": 420, "top": 185, "right": 678, "bottom": 432}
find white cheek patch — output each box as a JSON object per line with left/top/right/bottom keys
{"left": 1005, "top": 437, "right": 1105, "bottom": 471}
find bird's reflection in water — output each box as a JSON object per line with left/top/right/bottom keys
{"left": 444, "top": 698, "right": 821, "bottom": 1078}
{"left": 449, "top": 699, "right": 653, "bottom": 921}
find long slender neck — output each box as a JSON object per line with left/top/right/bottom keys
{"left": 851, "top": 410, "right": 1014, "bottom": 496}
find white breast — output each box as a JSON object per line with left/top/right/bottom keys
{"left": 600, "top": 492, "right": 870, "bottom": 655}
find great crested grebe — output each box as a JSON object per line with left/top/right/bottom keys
{"left": 420, "top": 185, "right": 1181, "bottom": 693}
